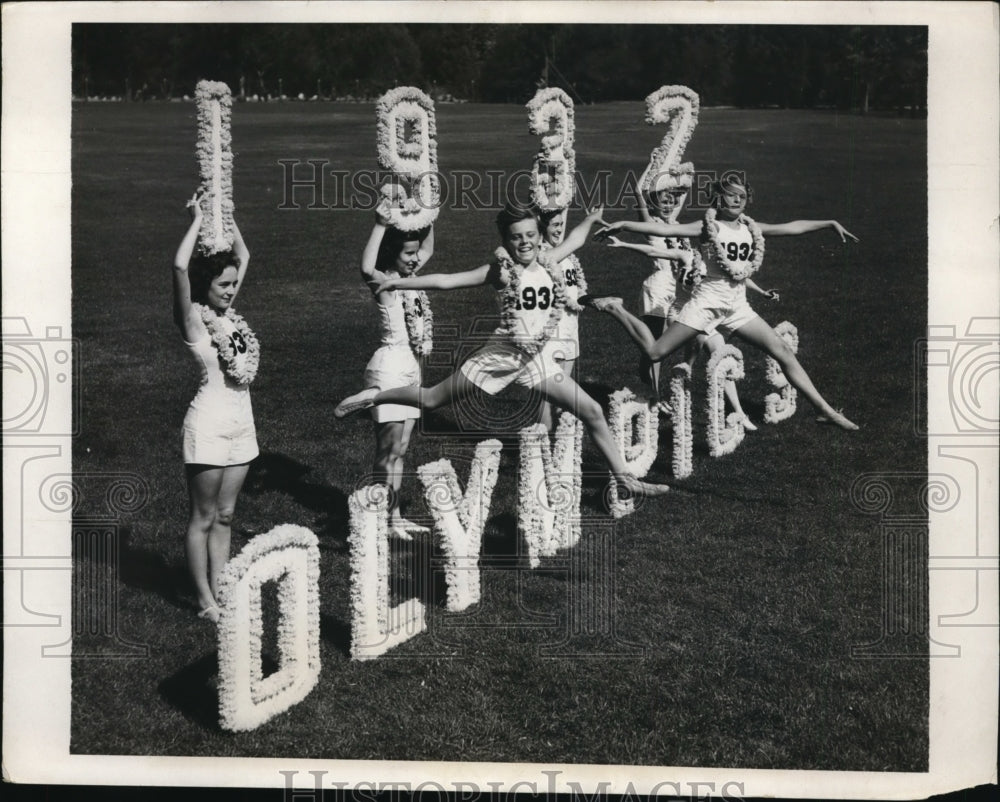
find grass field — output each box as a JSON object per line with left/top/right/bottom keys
{"left": 71, "top": 100, "right": 927, "bottom": 769}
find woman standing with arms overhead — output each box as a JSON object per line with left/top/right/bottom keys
{"left": 358, "top": 204, "right": 435, "bottom": 539}
{"left": 173, "top": 191, "right": 259, "bottom": 623}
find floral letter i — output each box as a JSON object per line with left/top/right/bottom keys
{"left": 348, "top": 486, "right": 427, "bottom": 660}
{"left": 194, "top": 80, "right": 235, "bottom": 254}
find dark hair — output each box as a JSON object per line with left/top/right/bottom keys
{"left": 495, "top": 201, "right": 539, "bottom": 238}
{"left": 189, "top": 249, "right": 241, "bottom": 303}
{"left": 536, "top": 208, "right": 564, "bottom": 235}
{"left": 375, "top": 226, "right": 428, "bottom": 272}
{"left": 710, "top": 174, "right": 754, "bottom": 208}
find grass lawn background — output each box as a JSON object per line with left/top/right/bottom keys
{"left": 70, "top": 101, "right": 927, "bottom": 769}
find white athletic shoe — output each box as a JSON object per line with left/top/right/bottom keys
{"left": 334, "top": 387, "right": 379, "bottom": 418}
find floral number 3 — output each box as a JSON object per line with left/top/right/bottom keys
{"left": 726, "top": 242, "right": 752, "bottom": 261}
{"left": 230, "top": 331, "right": 248, "bottom": 354}
{"left": 519, "top": 286, "right": 552, "bottom": 311}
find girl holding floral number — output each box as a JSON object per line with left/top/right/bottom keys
{"left": 358, "top": 206, "right": 435, "bottom": 539}
{"left": 173, "top": 191, "right": 259, "bottom": 623}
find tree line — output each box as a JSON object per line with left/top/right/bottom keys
{"left": 72, "top": 23, "right": 926, "bottom": 112}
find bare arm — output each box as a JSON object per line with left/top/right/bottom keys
{"left": 173, "top": 192, "right": 203, "bottom": 341}
{"left": 605, "top": 235, "right": 693, "bottom": 265}
{"left": 360, "top": 219, "right": 391, "bottom": 290}
{"left": 378, "top": 263, "right": 493, "bottom": 293}
{"left": 416, "top": 224, "right": 434, "bottom": 271}
{"left": 546, "top": 206, "right": 605, "bottom": 263}
{"left": 596, "top": 218, "right": 702, "bottom": 240}
{"left": 757, "top": 219, "right": 858, "bottom": 241}
{"left": 635, "top": 166, "right": 654, "bottom": 224}
{"left": 231, "top": 219, "right": 250, "bottom": 300}
{"left": 746, "top": 278, "right": 780, "bottom": 301}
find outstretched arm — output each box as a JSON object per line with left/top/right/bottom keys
{"left": 605, "top": 235, "right": 693, "bottom": 265}
{"left": 173, "top": 192, "right": 203, "bottom": 340}
{"left": 378, "top": 263, "right": 492, "bottom": 293}
{"left": 596, "top": 218, "right": 702, "bottom": 240}
{"left": 757, "top": 219, "right": 858, "bottom": 241}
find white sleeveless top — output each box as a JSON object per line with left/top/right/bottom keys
{"left": 701, "top": 219, "right": 755, "bottom": 283}
{"left": 504, "top": 261, "right": 557, "bottom": 345}
{"left": 377, "top": 293, "right": 409, "bottom": 348}
{"left": 185, "top": 313, "right": 252, "bottom": 414}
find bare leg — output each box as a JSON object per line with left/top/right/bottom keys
{"left": 732, "top": 316, "right": 858, "bottom": 430}
{"left": 698, "top": 333, "right": 756, "bottom": 429}
{"left": 641, "top": 315, "right": 666, "bottom": 398}
{"left": 186, "top": 465, "right": 224, "bottom": 616}
{"left": 336, "top": 370, "right": 479, "bottom": 418}
{"left": 373, "top": 419, "right": 405, "bottom": 519}
{"left": 538, "top": 356, "right": 576, "bottom": 431}
{"left": 209, "top": 463, "right": 249, "bottom": 598}
{"left": 536, "top": 373, "right": 669, "bottom": 496}
{"left": 600, "top": 301, "right": 701, "bottom": 363}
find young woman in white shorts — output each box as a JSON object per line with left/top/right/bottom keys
{"left": 335, "top": 203, "right": 670, "bottom": 499}
{"left": 359, "top": 208, "right": 435, "bottom": 539}
{"left": 173, "top": 192, "right": 259, "bottom": 623}
{"left": 612, "top": 179, "right": 764, "bottom": 428}
{"left": 592, "top": 175, "right": 860, "bottom": 431}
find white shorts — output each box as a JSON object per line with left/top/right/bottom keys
{"left": 460, "top": 336, "right": 563, "bottom": 395}
{"left": 547, "top": 311, "right": 579, "bottom": 363}
{"left": 641, "top": 269, "right": 677, "bottom": 318}
{"left": 673, "top": 277, "right": 759, "bottom": 337}
{"left": 183, "top": 393, "right": 259, "bottom": 466}
{"left": 363, "top": 345, "right": 420, "bottom": 423}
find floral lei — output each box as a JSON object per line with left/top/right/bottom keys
{"left": 539, "top": 242, "right": 588, "bottom": 313}
{"left": 401, "top": 289, "right": 433, "bottom": 357}
{"left": 196, "top": 302, "right": 260, "bottom": 385}
{"left": 702, "top": 207, "right": 765, "bottom": 282}
{"left": 663, "top": 235, "right": 705, "bottom": 288}
{"left": 494, "top": 247, "right": 566, "bottom": 356}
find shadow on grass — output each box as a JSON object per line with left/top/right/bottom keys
{"left": 114, "top": 527, "right": 192, "bottom": 612}
{"left": 159, "top": 649, "right": 282, "bottom": 730}
{"left": 157, "top": 652, "right": 220, "bottom": 731}
{"left": 243, "top": 451, "right": 350, "bottom": 541}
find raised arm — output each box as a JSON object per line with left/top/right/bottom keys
{"left": 173, "top": 192, "right": 203, "bottom": 341}
{"left": 378, "top": 264, "right": 493, "bottom": 294}
{"left": 596, "top": 217, "right": 702, "bottom": 240}
{"left": 546, "top": 206, "right": 605, "bottom": 262}
{"left": 416, "top": 224, "right": 434, "bottom": 271}
{"left": 634, "top": 166, "right": 654, "bottom": 224}
{"left": 360, "top": 218, "right": 391, "bottom": 290}
{"left": 757, "top": 219, "right": 858, "bottom": 241}
{"left": 231, "top": 219, "right": 250, "bottom": 300}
